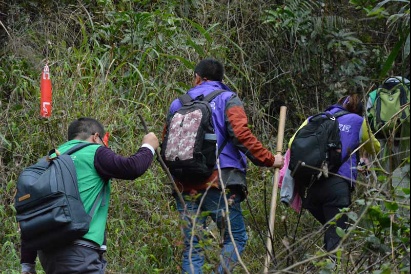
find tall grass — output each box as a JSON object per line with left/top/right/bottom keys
{"left": 0, "top": 1, "right": 409, "bottom": 273}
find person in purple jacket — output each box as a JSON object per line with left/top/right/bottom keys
{"left": 20, "top": 117, "right": 159, "bottom": 274}
{"left": 164, "top": 58, "right": 284, "bottom": 273}
{"left": 292, "top": 94, "right": 380, "bottom": 252}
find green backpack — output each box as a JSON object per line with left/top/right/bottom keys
{"left": 368, "top": 77, "right": 410, "bottom": 136}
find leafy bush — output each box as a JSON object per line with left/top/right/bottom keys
{"left": 0, "top": 0, "right": 409, "bottom": 273}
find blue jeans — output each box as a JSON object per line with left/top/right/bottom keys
{"left": 174, "top": 187, "right": 248, "bottom": 274}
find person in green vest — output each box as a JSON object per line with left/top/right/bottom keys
{"left": 21, "top": 117, "right": 159, "bottom": 274}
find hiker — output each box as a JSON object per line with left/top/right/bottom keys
{"left": 291, "top": 93, "right": 380, "bottom": 252}
{"left": 162, "top": 58, "right": 284, "bottom": 273}
{"left": 366, "top": 76, "right": 410, "bottom": 173}
{"left": 20, "top": 117, "right": 159, "bottom": 274}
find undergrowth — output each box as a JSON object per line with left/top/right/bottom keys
{"left": 0, "top": 0, "right": 409, "bottom": 273}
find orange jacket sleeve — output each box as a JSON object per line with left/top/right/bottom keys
{"left": 225, "top": 95, "right": 275, "bottom": 167}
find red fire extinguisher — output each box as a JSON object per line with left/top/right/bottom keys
{"left": 40, "top": 64, "right": 52, "bottom": 117}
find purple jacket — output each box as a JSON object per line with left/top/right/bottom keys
{"left": 168, "top": 81, "right": 247, "bottom": 172}
{"left": 326, "top": 105, "right": 363, "bottom": 183}
{"left": 167, "top": 81, "right": 275, "bottom": 176}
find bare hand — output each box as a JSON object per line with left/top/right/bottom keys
{"left": 357, "top": 157, "right": 370, "bottom": 173}
{"left": 142, "top": 132, "right": 159, "bottom": 150}
{"left": 272, "top": 154, "right": 285, "bottom": 169}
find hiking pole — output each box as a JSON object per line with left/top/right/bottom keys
{"left": 137, "top": 114, "right": 186, "bottom": 208}
{"left": 263, "top": 106, "right": 287, "bottom": 274}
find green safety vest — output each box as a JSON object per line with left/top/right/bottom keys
{"left": 58, "top": 140, "right": 111, "bottom": 246}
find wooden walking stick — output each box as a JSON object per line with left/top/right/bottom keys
{"left": 263, "top": 106, "right": 287, "bottom": 273}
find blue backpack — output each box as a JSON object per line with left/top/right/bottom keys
{"left": 15, "top": 143, "right": 106, "bottom": 250}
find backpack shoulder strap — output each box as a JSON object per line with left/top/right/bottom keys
{"left": 397, "top": 84, "right": 409, "bottom": 119}
{"left": 178, "top": 90, "right": 227, "bottom": 105}
{"left": 333, "top": 110, "right": 350, "bottom": 118}
{"left": 63, "top": 142, "right": 106, "bottom": 217}
{"left": 88, "top": 183, "right": 107, "bottom": 217}
{"left": 48, "top": 142, "right": 96, "bottom": 157}
{"left": 217, "top": 139, "right": 228, "bottom": 157}
{"left": 178, "top": 94, "right": 193, "bottom": 105}
{"left": 334, "top": 110, "right": 351, "bottom": 164}
{"left": 308, "top": 112, "right": 331, "bottom": 122}
{"left": 369, "top": 89, "right": 378, "bottom": 103}
{"left": 64, "top": 142, "right": 107, "bottom": 218}
{"left": 204, "top": 90, "right": 225, "bottom": 102}
{"left": 64, "top": 142, "right": 97, "bottom": 155}
{"left": 206, "top": 90, "right": 227, "bottom": 155}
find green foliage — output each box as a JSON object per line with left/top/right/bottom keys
{"left": 262, "top": 0, "right": 370, "bottom": 116}
{"left": 351, "top": 0, "right": 410, "bottom": 78}
{"left": 350, "top": 0, "right": 384, "bottom": 15}
{"left": 0, "top": 0, "right": 409, "bottom": 273}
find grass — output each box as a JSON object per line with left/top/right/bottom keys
{"left": 0, "top": 1, "right": 409, "bottom": 273}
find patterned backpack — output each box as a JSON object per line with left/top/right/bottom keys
{"left": 161, "top": 90, "right": 226, "bottom": 182}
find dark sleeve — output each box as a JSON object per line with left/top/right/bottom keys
{"left": 94, "top": 146, "right": 154, "bottom": 180}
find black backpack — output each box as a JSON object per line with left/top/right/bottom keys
{"left": 161, "top": 90, "right": 227, "bottom": 182}
{"left": 288, "top": 110, "right": 349, "bottom": 185}
{"left": 15, "top": 143, "right": 106, "bottom": 250}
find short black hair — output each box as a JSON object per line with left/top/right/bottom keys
{"left": 67, "top": 117, "right": 105, "bottom": 141}
{"left": 194, "top": 58, "right": 224, "bottom": 81}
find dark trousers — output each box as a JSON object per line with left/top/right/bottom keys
{"left": 301, "top": 176, "right": 351, "bottom": 252}
{"left": 38, "top": 243, "right": 106, "bottom": 274}
{"left": 20, "top": 240, "right": 37, "bottom": 264}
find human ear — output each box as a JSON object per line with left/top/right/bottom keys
{"left": 194, "top": 74, "right": 202, "bottom": 86}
